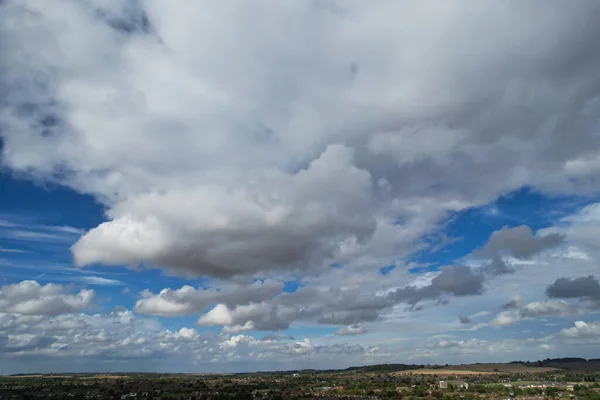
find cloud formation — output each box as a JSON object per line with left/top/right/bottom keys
{"left": 134, "top": 280, "right": 284, "bottom": 316}
{"left": 491, "top": 300, "right": 579, "bottom": 327}
{"left": 334, "top": 324, "right": 368, "bottom": 336}
{"left": 1, "top": 1, "right": 600, "bottom": 280}
{"left": 546, "top": 276, "right": 600, "bottom": 302}
{"left": 0, "top": 281, "right": 94, "bottom": 315}
{"left": 475, "top": 225, "right": 564, "bottom": 260}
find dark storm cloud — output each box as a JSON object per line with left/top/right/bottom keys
{"left": 546, "top": 276, "right": 600, "bottom": 300}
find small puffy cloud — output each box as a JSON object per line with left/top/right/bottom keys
{"left": 546, "top": 276, "right": 600, "bottom": 301}
{"left": 389, "top": 264, "right": 485, "bottom": 305}
{"left": 555, "top": 321, "right": 600, "bottom": 341}
{"left": 334, "top": 324, "right": 367, "bottom": 336}
{"left": 475, "top": 225, "right": 564, "bottom": 260}
{"left": 490, "top": 311, "right": 519, "bottom": 327}
{"left": 134, "top": 280, "right": 283, "bottom": 316}
{"left": 501, "top": 295, "right": 525, "bottom": 310}
{"left": 519, "top": 301, "right": 578, "bottom": 318}
{"left": 482, "top": 256, "right": 516, "bottom": 276}
{"left": 166, "top": 327, "right": 200, "bottom": 341}
{"left": 198, "top": 303, "right": 289, "bottom": 332}
{"left": 0, "top": 281, "right": 94, "bottom": 315}
{"left": 491, "top": 300, "right": 578, "bottom": 327}
{"left": 260, "top": 334, "right": 295, "bottom": 342}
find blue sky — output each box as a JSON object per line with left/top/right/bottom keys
{"left": 1, "top": 0, "right": 600, "bottom": 374}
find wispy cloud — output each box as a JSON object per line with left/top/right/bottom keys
{"left": 7, "top": 230, "right": 75, "bottom": 242}
{"left": 0, "top": 247, "right": 29, "bottom": 253}
{"left": 0, "top": 215, "right": 84, "bottom": 245}
{"left": 77, "top": 276, "right": 123, "bottom": 286}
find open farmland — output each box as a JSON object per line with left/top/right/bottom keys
{"left": 393, "top": 363, "right": 558, "bottom": 376}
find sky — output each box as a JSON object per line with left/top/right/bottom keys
{"left": 1, "top": 0, "right": 600, "bottom": 374}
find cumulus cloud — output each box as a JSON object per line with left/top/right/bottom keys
{"left": 1, "top": 0, "right": 600, "bottom": 281}
{"left": 491, "top": 300, "right": 579, "bottom": 327}
{"left": 334, "top": 324, "right": 367, "bottom": 336}
{"left": 490, "top": 311, "right": 519, "bottom": 328}
{"left": 475, "top": 225, "right": 564, "bottom": 260}
{"left": 556, "top": 321, "right": 600, "bottom": 341}
{"left": 546, "top": 276, "right": 600, "bottom": 302}
{"left": 500, "top": 295, "right": 525, "bottom": 310}
{"left": 389, "top": 265, "right": 484, "bottom": 305}
{"left": 519, "top": 301, "right": 578, "bottom": 318}
{"left": 141, "top": 263, "right": 487, "bottom": 332}
{"left": 0, "top": 281, "right": 94, "bottom": 315}
{"left": 134, "top": 279, "right": 283, "bottom": 316}
{"left": 0, "top": 307, "right": 377, "bottom": 372}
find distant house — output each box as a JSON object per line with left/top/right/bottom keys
{"left": 440, "top": 380, "right": 469, "bottom": 389}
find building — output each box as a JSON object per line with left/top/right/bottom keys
{"left": 440, "top": 380, "right": 469, "bottom": 390}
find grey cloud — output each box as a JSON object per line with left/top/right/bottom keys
{"left": 483, "top": 256, "right": 516, "bottom": 276}
{"left": 519, "top": 301, "right": 578, "bottom": 318}
{"left": 475, "top": 225, "right": 564, "bottom": 260}
{"left": 318, "top": 309, "right": 379, "bottom": 325}
{"left": 1, "top": 335, "right": 58, "bottom": 354}
{"left": 153, "top": 263, "right": 489, "bottom": 332}
{"left": 491, "top": 300, "right": 578, "bottom": 327}
{"left": 501, "top": 295, "right": 525, "bottom": 310}
{"left": 334, "top": 324, "right": 367, "bottom": 336}
{"left": 429, "top": 265, "right": 485, "bottom": 296}
{"left": 134, "top": 279, "right": 284, "bottom": 316}
{"left": 546, "top": 276, "right": 600, "bottom": 301}
{"left": 260, "top": 334, "right": 295, "bottom": 341}
{"left": 390, "top": 265, "right": 484, "bottom": 305}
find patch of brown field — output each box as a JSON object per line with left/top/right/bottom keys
{"left": 79, "top": 375, "right": 130, "bottom": 380}
{"left": 440, "top": 363, "right": 557, "bottom": 373}
{"left": 8, "top": 375, "right": 73, "bottom": 379}
{"left": 392, "top": 363, "right": 557, "bottom": 376}
{"left": 392, "top": 369, "right": 498, "bottom": 376}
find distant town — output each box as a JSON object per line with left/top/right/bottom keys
{"left": 2, "top": 358, "right": 600, "bottom": 399}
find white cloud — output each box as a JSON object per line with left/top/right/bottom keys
{"left": 520, "top": 301, "right": 578, "bottom": 318}
{"left": 334, "top": 324, "right": 368, "bottom": 336}
{"left": 0, "top": 281, "right": 94, "bottom": 315}
{"left": 490, "top": 300, "right": 579, "bottom": 328}
{"left": 78, "top": 276, "right": 123, "bottom": 286}
{"left": 134, "top": 280, "right": 283, "bottom": 316}
{"left": 490, "top": 311, "right": 519, "bottom": 328}
{"left": 557, "top": 321, "right": 600, "bottom": 341}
